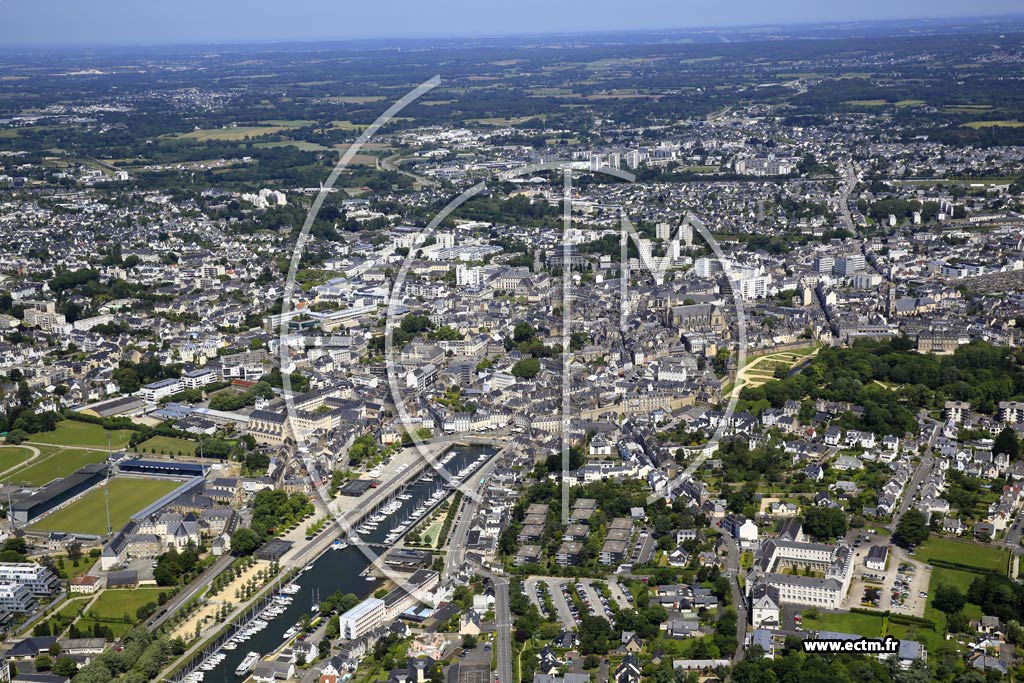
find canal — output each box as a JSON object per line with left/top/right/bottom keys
{"left": 191, "top": 445, "right": 495, "bottom": 682}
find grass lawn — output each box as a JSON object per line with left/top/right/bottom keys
{"left": 420, "top": 516, "right": 445, "bottom": 549}
{"left": 740, "top": 551, "right": 753, "bottom": 570}
{"left": 29, "top": 477, "right": 182, "bottom": 535}
{"left": 76, "top": 618, "right": 133, "bottom": 638}
{"left": 916, "top": 537, "right": 1009, "bottom": 572}
{"left": 3, "top": 447, "right": 109, "bottom": 486}
{"left": 0, "top": 446, "right": 34, "bottom": 471}
{"left": 80, "top": 587, "right": 168, "bottom": 637}
{"left": 39, "top": 596, "right": 91, "bottom": 637}
{"left": 924, "top": 565, "right": 987, "bottom": 641}
{"left": 807, "top": 609, "right": 942, "bottom": 651}
{"left": 887, "top": 619, "right": 943, "bottom": 652}
{"left": 137, "top": 435, "right": 198, "bottom": 456}
{"left": 87, "top": 587, "right": 166, "bottom": 619}
{"left": 805, "top": 610, "right": 884, "bottom": 637}
{"left": 928, "top": 566, "right": 979, "bottom": 594}
{"left": 57, "top": 597, "right": 90, "bottom": 620}
{"left": 54, "top": 555, "right": 96, "bottom": 581}
{"left": 30, "top": 421, "right": 133, "bottom": 449}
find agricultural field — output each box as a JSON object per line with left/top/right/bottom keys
{"left": 839, "top": 98, "right": 929, "bottom": 107}
{"left": 29, "top": 421, "right": 133, "bottom": 449}
{"left": 329, "top": 120, "right": 370, "bottom": 131}
{"left": 136, "top": 435, "right": 198, "bottom": 456}
{"left": 2, "top": 446, "right": 109, "bottom": 486}
{"left": 324, "top": 95, "right": 386, "bottom": 103}
{"left": 177, "top": 123, "right": 303, "bottom": 141}
{"left": 942, "top": 104, "right": 993, "bottom": 113}
{"left": 253, "top": 140, "right": 330, "bottom": 152}
{"left": 28, "top": 477, "right": 182, "bottom": 535}
{"left": 961, "top": 120, "right": 1024, "bottom": 129}
{"left": 465, "top": 116, "right": 537, "bottom": 126}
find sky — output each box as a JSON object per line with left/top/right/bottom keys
{"left": 0, "top": 0, "right": 1020, "bottom": 46}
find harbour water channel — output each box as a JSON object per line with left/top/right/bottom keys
{"left": 178, "top": 445, "right": 496, "bottom": 683}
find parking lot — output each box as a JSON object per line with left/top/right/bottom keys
{"left": 608, "top": 580, "right": 633, "bottom": 610}
{"left": 542, "top": 578, "right": 578, "bottom": 626}
{"left": 575, "top": 579, "right": 616, "bottom": 622}
{"left": 525, "top": 577, "right": 630, "bottom": 627}
{"left": 524, "top": 578, "right": 548, "bottom": 616}
{"left": 841, "top": 533, "right": 931, "bottom": 617}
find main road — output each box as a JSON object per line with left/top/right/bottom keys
{"left": 719, "top": 534, "right": 748, "bottom": 662}
{"left": 837, "top": 159, "right": 857, "bottom": 233}
{"left": 443, "top": 451, "right": 505, "bottom": 578}
{"left": 891, "top": 419, "right": 941, "bottom": 529}
{"left": 379, "top": 153, "right": 439, "bottom": 189}
{"left": 491, "top": 577, "right": 513, "bottom": 683}
{"left": 440, "top": 441, "right": 514, "bottom": 683}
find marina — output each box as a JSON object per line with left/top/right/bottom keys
{"left": 169, "top": 445, "right": 496, "bottom": 683}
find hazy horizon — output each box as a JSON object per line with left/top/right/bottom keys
{"left": 0, "top": 0, "right": 1022, "bottom": 47}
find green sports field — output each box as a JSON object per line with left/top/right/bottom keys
{"left": 28, "top": 477, "right": 182, "bottom": 535}
{"left": 30, "top": 421, "right": 133, "bottom": 449}
{"left": 2, "top": 446, "right": 108, "bottom": 486}
{"left": 0, "top": 446, "right": 34, "bottom": 472}
{"left": 136, "top": 435, "right": 198, "bottom": 456}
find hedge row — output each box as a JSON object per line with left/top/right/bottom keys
{"left": 925, "top": 558, "right": 999, "bottom": 575}
{"left": 848, "top": 607, "right": 936, "bottom": 629}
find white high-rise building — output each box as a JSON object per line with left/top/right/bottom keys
{"left": 737, "top": 275, "right": 770, "bottom": 300}
{"left": 695, "top": 257, "right": 724, "bottom": 278}
{"left": 679, "top": 222, "right": 693, "bottom": 247}
{"left": 814, "top": 256, "right": 835, "bottom": 274}
{"left": 338, "top": 597, "right": 386, "bottom": 640}
{"left": 456, "top": 264, "right": 482, "bottom": 287}
{"left": 835, "top": 254, "right": 865, "bottom": 276}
